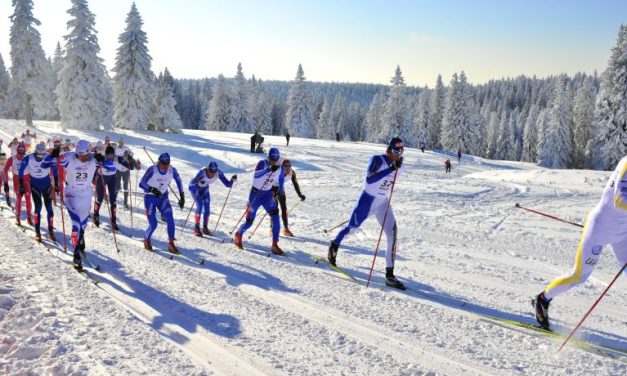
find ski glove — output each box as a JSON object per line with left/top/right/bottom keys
{"left": 299, "top": 195, "right": 306, "bottom": 201}
{"left": 18, "top": 180, "right": 25, "bottom": 195}
{"left": 3, "top": 182, "right": 8, "bottom": 193}
{"left": 178, "top": 193, "right": 185, "bottom": 209}
{"left": 50, "top": 146, "right": 61, "bottom": 159}
{"left": 149, "top": 187, "right": 162, "bottom": 198}
{"left": 231, "top": 174, "right": 238, "bottom": 182}
{"left": 94, "top": 153, "right": 105, "bottom": 163}
{"left": 390, "top": 158, "right": 403, "bottom": 171}
{"left": 270, "top": 164, "right": 280, "bottom": 172}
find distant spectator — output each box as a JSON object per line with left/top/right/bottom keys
{"left": 250, "top": 133, "right": 256, "bottom": 153}
{"left": 445, "top": 159, "right": 452, "bottom": 173}
{"left": 336, "top": 132, "right": 340, "bottom": 142}
{"left": 420, "top": 142, "right": 426, "bottom": 153}
{"left": 285, "top": 131, "right": 291, "bottom": 147}
{"left": 457, "top": 148, "right": 462, "bottom": 163}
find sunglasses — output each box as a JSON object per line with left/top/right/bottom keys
{"left": 391, "top": 148, "right": 404, "bottom": 156}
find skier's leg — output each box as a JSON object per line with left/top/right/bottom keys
{"left": 123, "top": 171, "right": 130, "bottom": 206}
{"left": 262, "top": 197, "right": 281, "bottom": 242}
{"left": 24, "top": 175, "right": 32, "bottom": 219}
{"left": 160, "top": 196, "right": 176, "bottom": 241}
{"left": 238, "top": 199, "right": 262, "bottom": 235}
{"left": 334, "top": 192, "right": 374, "bottom": 246}
{"left": 31, "top": 186, "right": 43, "bottom": 234}
{"left": 13, "top": 175, "right": 22, "bottom": 220}
{"left": 144, "top": 195, "right": 158, "bottom": 240}
{"left": 202, "top": 196, "right": 210, "bottom": 227}
{"left": 42, "top": 187, "right": 54, "bottom": 231}
{"left": 609, "top": 239, "right": 627, "bottom": 277}
{"left": 278, "top": 192, "right": 288, "bottom": 228}
{"left": 375, "top": 204, "right": 397, "bottom": 269}
{"left": 543, "top": 216, "right": 606, "bottom": 300}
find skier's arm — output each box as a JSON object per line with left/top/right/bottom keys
{"left": 4, "top": 157, "right": 12, "bottom": 178}
{"left": 291, "top": 171, "right": 304, "bottom": 197}
{"left": 101, "top": 160, "right": 116, "bottom": 172}
{"left": 218, "top": 171, "right": 233, "bottom": 188}
{"left": 613, "top": 164, "right": 627, "bottom": 210}
{"left": 172, "top": 167, "right": 184, "bottom": 194}
{"left": 139, "top": 167, "right": 154, "bottom": 192}
{"left": 41, "top": 155, "right": 55, "bottom": 169}
{"left": 117, "top": 155, "right": 131, "bottom": 169}
{"left": 188, "top": 170, "right": 203, "bottom": 195}
{"left": 18, "top": 155, "right": 29, "bottom": 180}
{"left": 253, "top": 160, "right": 271, "bottom": 178}
{"left": 365, "top": 156, "right": 390, "bottom": 184}
{"left": 278, "top": 168, "right": 285, "bottom": 195}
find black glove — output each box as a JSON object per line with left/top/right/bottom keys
{"left": 149, "top": 187, "right": 162, "bottom": 198}
{"left": 3, "top": 182, "right": 9, "bottom": 194}
{"left": 94, "top": 153, "right": 105, "bottom": 163}
{"left": 270, "top": 164, "right": 279, "bottom": 172}
{"left": 299, "top": 195, "right": 306, "bottom": 201}
{"left": 231, "top": 174, "right": 238, "bottom": 182}
{"left": 390, "top": 158, "right": 403, "bottom": 171}
{"left": 18, "top": 180, "right": 25, "bottom": 195}
{"left": 50, "top": 146, "right": 61, "bottom": 158}
{"left": 178, "top": 193, "right": 185, "bottom": 209}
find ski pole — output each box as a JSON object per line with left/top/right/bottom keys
{"left": 213, "top": 184, "right": 234, "bottom": 233}
{"left": 288, "top": 200, "right": 301, "bottom": 215}
{"left": 515, "top": 203, "right": 583, "bottom": 228}
{"left": 129, "top": 179, "right": 134, "bottom": 232}
{"left": 100, "top": 169, "right": 120, "bottom": 252}
{"left": 180, "top": 199, "right": 196, "bottom": 232}
{"left": 56, "top": 160, "right": 68, "bottom": 252}
{"left": 558, "top": 262, "right": 627, "bottom": 352}
{"left": 248, "top": 210, "right": 268, "bottom": 240}
{"left": 323, "top": 220, "right": 349, "bottom": 234}
{"left": 366, "top": 169, "right": 399, "bottom": 288}
{"left": 141, "top": 146, "right": 181, "bottom": 202}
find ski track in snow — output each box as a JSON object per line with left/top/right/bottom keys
{"left": 0, "top": 119, "right": 625, "bottom": 375}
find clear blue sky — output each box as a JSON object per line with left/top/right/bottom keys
{"left": 1, "top": 0, "right": 626, "bottom": 87}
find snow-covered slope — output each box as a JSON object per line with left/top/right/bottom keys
{"left": 0, "top": 119, "right": 625, "bottom": 375}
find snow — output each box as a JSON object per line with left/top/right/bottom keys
{"left": 0, "top": 118, "right": 625, "bottom": 375}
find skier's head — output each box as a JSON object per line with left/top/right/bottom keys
{"left": 94, "top": 141, "right": 104, "bottom": 153}
{"left": 158, "top": 152, "right": 170, "bottom": 167}
{"left": 35, "top": 143, "right": 46, "bottom": 157}
{"left": 386, "top": 137, "right": 404, "bottom": 160}
{"left": 16, "top": 143, "right": 26, "bottom": 156}
{"left": 268, "top": 147, "right": 280, "bottom": 164}
{"left": 118, "top": 138, "right": 125, "bottom": 147}
{"left": 105, "top": 145, "right": 115, "bottom": 160}
{"left": 75, "top": 140, "right": 90, "bottom": 161}
{"left": 104, "top": 136, "right": 111, "bottom": 144}
{"left": 281, "top": 159, "right": 292, "bottom": 172}
{"left": 207, "top": 161, "right": 218, "bottom": 174}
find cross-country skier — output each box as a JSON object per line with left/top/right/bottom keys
{"left": 93, "top": 145, "right": 131, "bottom": 230}
{"left": 51, "top": 140, "right": 114, "bottom": 271}
{"left": 139, "top": 152, "right": 185, "bottom": 253}
{"left": 533, "top": 156, "right": 627, "bottom": 330}
{"left": 328, "top": 137, "right": 406, "bottom": 289}
{"left": 271, "top": 159, "right": 305, "bottom": 237}
{"left": 21, "top": 129, "right": 37, "bottom": 152}
{"left": 188, "top": 161, "right": 236, "bottom": 237}
{"left": 3, "top": 143, "right": 32, "bottom": 225}
{"left": 115, "top": 138, "right": 133, "bottom": 209}
{"left": 18, "top": 143, "right": 56, "bottom": 242}
{"left": 233, "top": 147, "right": 285, "bottom": 255}
{"left": 0, "top": 152, "right": 9, "bottom": 207}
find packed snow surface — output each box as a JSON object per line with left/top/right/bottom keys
{"left": 0, "top": 119, "right": 625, "bottom": 375}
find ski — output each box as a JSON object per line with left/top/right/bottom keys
{"left": 479, "top": 314, "right": 627, "bottom": 361}
{"left": 303, "top": 251, "right": 356, "bottom": 281}
{"left": 79, "top": 250, "right": 101, "bottom": 271}
{"left": 73, "top": 264, "right": 101, "bottom": 285}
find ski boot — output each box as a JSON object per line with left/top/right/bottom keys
{"left": 194, "top": 224, "right": 203, "bottom": 237}
{"left": 48, "top": 228, "right": 56, "bottom": 242}
{"left": 328, "top": 241, "right": 339, "bottom": 266}
{"left": 73, "top": 252, "right": 83, "bottom": 272}
{"left": 124, "top": 201, "right": 130, "bottom": 210}
{"left": 167, "top": 240, "right": 180, "bottom": 255}
{"left": 233, "top": 232, "right": 244, "bottom": 250}
{"left": 93, "top": 212, "right": 100, "bottom": 227}
{"left": 27, "top": 216, "right": 33, "bottom": 226}
{"left": 35, "top": 230, "right": 42, "bottom": 243}
{"left": 15, "top": 218, "right": 21, "bottom": 226}
{"left": 143, "top": 239, "right": 153, "bottom": 251}
{"left": 111, "top": 219, "right": 120, "bottom": 232}
{"left": 533, "top": 292, "right": 551, "bottom": 330}
{"left": 385, "top": 267, "right": 406, "bottom": 290}
{"left": 282, "top": 227, "right": 294, "bottom": 237}
{"left": 271, "top": 241, "right": 285, "bottom": 256}
{"left": 202, "top": 226, "right": 212, "bottom": 236}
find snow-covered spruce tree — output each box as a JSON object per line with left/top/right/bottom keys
{"left": 363, "top": 91, "right": 385, "bottom": 142}
{"left": 9, "top": 0, "right": 55, "bottom": 126}
{"left": 230, "top": 63, "right": 251, "bottom": 133}
{"left": 521, "top": 104, "right": 539, "bottom": 162}
{"left": 255, "top": 81, "right": 273, "bottom": 135}
{"left": 112, "top": 3, "right": 153, "bottom": 130}
{"left": 496, "top": 112, "right": 516, "bottom": 160}
{"left": 429, "top": 74, "right": 446, "bottom": 148}
{"left": 315, "top": 96, "right": 333, "bottom": 139}
{"left": 538, "top": 76, "right": 573, "bottom": 169}
{"left": 593, "top": 25, "right": 627, "bottom": 170}
{"left": 330, "top": 95, "right": 347, "bottom": 140}
{"left": 346, "top": 102, "right": 365, "bottom": 141}
{"left": 57, "top": 0, "right": 112, "bottom": 130}
{"left": 484, "top": 111, "right": 499, "bottom": 158}
{"left": 284, "top": 64, "right": 315, "bottom": 138}
{"left": 382, "top": 65, "right": 410, "bottom": 144}
{"left": 441, "top": 72, "right": 480, "bottom": 153}
{"left": 205, "top": 74, "right": 232, "bottom": 131}
{"left": 411, "top": 91, "right": 431, "bottom": 148}
{"left": 153, "top": 70, "right": 182, "bottom": 133}
{"left": 572, "top": 76, "right": 596, "bottom": 168}
{"left": 0, "top": 54, "right": 10, "bottom": 116}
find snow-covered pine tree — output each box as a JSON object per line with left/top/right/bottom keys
{"left": 112, "top": 3, "right": 154, "bottom": 130}
{"left": 411, "top": 91, "right": 431, "bottom": 148}
{"left": 538, "top": 76, "right": 573, "bottom": 168}
{"left": 284, "top": 64, "right": 315, "bottom": 138}
{"left": 346, "top": 102, "right": 365, "bottom": 141}
{"left": 484, "top": 111, "right": 499, "bottom": 158}
{"left": 593, "top": 25, "right": 627, "bottom": 170}
{"left": 429, "top": 74, "right": 446, "bottom": 148}
{"left": 330, "top": 95, "right": 347, "bottom": 140}
{"left": 441, "top": 72, "right": 479, "bottom": 153}
{"left": 57, "top": 0, "right": 112, "bottom": 130}
{"left": 0, "top": 54, "right": 10, "bottom": 116}
{"left": 205, "top": 74, "right": 231, "bottom": 131}
{"left": 363, "top": 91, "right": 385, "bottom": 142}
{"left": 521, "top": 104, "right": 539, "bottom": 162}
{"left": 572, "top": 76, "right": 596, "bottom": 168}
{"left": 230, "top": 63, "right": 251, "bottom": 133}
{"left": 9, "top": 0, "right": 55, "bottom": 126}
{"left": 255, "top": 81, "right": 273, "bottom": 135}
{"left": 315, "top": 96, "right": 333, "bottom": 139}
{"left": 153, "top": 70, "right": 183, "bottom": 133}
{"left": 382, "top": 66, "right": 410, "bottom": 143}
